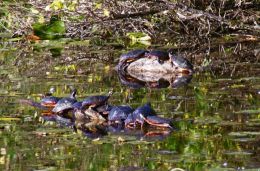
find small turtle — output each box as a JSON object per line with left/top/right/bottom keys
{"left": 81, "top": 90, "right": 113, "bottom": 110}
{"left": 108, "top": 105, "right": 134, "bottom": 123}
{"left": 132, "top": 103, "right": 156, "bottom": 127}
{"left": 125, "top": 103, "right": 155, "bottom": 128}
{"left": 125, "top": 103, "right": 172, "bottom": 129}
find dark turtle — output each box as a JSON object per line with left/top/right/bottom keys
{"left": 125, "top": 103, "right": 155, "bottom": 128}
{"left": 145, "top": 50, "right": 170, "bottom": 64}
{"left": 117, "top": 50, "right": 148, "bottom": 71}
{"left": 81, "top": 90, "right": 113, "bottom": 110}
{"left": 108, "top": 105, "right": 134, "bottom": 123}
{"left": 19, "top": 88, "right": 60, "bottom": 109}
{"left": 125, "top": 103, "right": 172, "bottom": 129}
{"left": 169, "top": 52, "right": 194, "bottom": 74}
{"left": 52, "top": 89, "right": 77, "bottom": 113}
{"left": 132, "top": 103, "right": 156, "bottom": 127}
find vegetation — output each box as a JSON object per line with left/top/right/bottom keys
{"left": 1, "top": 0, "right": 259, "bottom": 40}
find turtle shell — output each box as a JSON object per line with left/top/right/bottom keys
{"left": 108, "top": 105, "right": 134, "bottom": 122}
{"left": 81, "top": 91, "right": 113, "bottom": 109}
{"left": 40, "top": 87, "right": 60, "bottom": 107}
{"left": 52, "top": 90, "right": 77, "bottom": 113}
{"left": 52, "top": 97, "right": 77, "bottom": 113}
{"left": 145, "top": 115, "right": 172, "bottom": 128}
{"left": 119, "top": 49, "right": 148, "bottom": 63}
{"left": 132, "top": 103, "right": 156, "bottom": 124}
{"left": 72, "top": 101, "right": 83, "bottom": 110}
{"left": 41, "top": 96, "right": 60, "bottom": 107}
{"left": 145, "top": 50, "right": 169, "bottom": 62}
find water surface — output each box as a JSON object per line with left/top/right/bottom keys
{"left": 0, "top": 40, "right": 259, "bottom": 170}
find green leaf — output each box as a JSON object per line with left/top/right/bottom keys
{"left": 126, "top": 32, "right": 151, "bottom": 41}
{"left": 33, "top": 15, "right": 66, "bottom": 40}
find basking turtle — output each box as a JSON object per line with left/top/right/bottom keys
{"left": 52, "top": 89, "right": 77, "bottom": 114}
{"left": 125, "top": 103, "right": 172, "bottom": 129}
{"left": 81, "top": 90, "right": 113, "bottom": 110}
{"left": 118, "top": 49, "right": 194, "bottom": 75}
{"left": 19, "top": 87, "right": 60, "bottom": 110}
{"left": 108, "top": 105, "right": 134, "bottom": 123}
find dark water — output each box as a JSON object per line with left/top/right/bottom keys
{"left": 0, "top": 40, "right": 259, "bottom": 171}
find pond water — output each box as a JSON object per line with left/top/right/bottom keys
{"left": 0, "top": 39, "right": 259, "bottom": 171}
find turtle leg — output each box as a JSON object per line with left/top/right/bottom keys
{"left": 140, "top": 122, "right": 144, "bottom": 131}
{"left": 89, "top": 104, "right": 96, "bottom": 109}
{"left": 125, "top": 123, "right": 134, "bottom": 129}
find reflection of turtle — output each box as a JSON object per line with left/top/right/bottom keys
{"left": 117, "top": 49, "right": 193, "bottom": 74}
